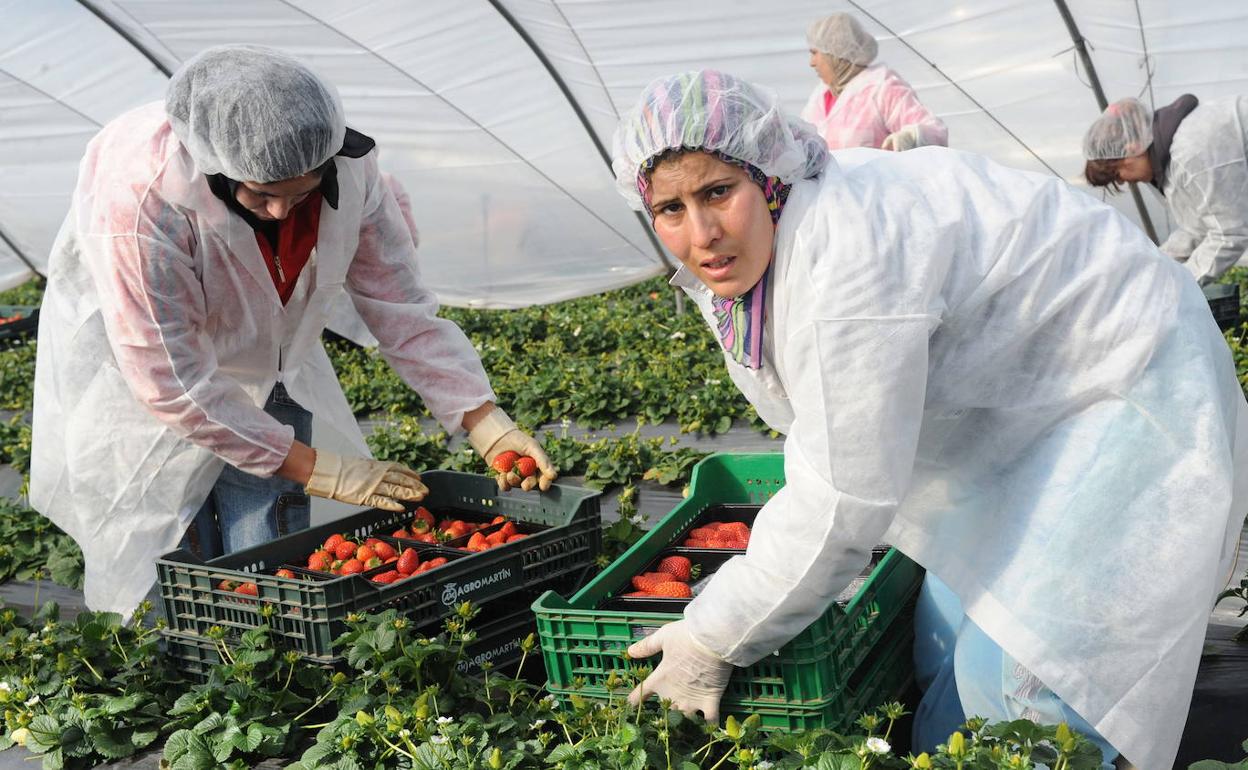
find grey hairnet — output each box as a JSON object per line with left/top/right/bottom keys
{"left": 806, "top": 13, "right": 878, "bottom": 66}
{"left": 1083, "top": 98, "right": 1154, "bottom": 160}
{"left": 166, "top": 45, "right": 346, "bottom": 182}
{"left": 612, "top": 69, "right": 830, "bottom": 211}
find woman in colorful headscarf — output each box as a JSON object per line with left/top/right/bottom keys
{"left": 799, "top": 13, "right": 947, "bottom": 151}
{"left": 1083, "top": 95, "right": 1248, "bottom": 285}
{"left": 616, "top": 69, "right": 1245, "bottom": 770}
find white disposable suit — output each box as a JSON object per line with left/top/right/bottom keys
{"left": 29, "top": 102, "right": 494, "bottom": 616}
{"left": 673, "top": 147, "right": 1248, "bottom": 770}
{"left": 1158, "top": 97, "right": 1248, "bottom": 284}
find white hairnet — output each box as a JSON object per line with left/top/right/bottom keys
{"left": 806, "top": 13, "right": 878, "bottom": 66}
{"left": 1083, "top": 98, "right": 1154, "bottom": 160}
{"left": 166, "top": 45, "right": 346, "bottom": 182}
{"left": 612, "top": 69, "right": 830, "bottom": 211}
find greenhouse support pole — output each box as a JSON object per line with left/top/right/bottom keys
{"left": 1053, "top": 0, "right": 1159, "bottom": 244}
{"left": 75, "top": 0, "right": 174, "bottom": 77}
{"left": 485, "top": 0, "right": 674, "bottom": 273}
{"left": 0, "top": 225, "right": 42, "bottom": 280}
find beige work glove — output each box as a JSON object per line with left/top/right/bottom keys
{"left": 626, "top": 619, "right": 734, "bottom": 723}
{"left": 304, "top": 450, "right": 428, "bottom": 512}
{"left": 881, "top": 124, "right": 922, "bottom": 151}
{"left": 467, "top": 406, "right": 558, "bottom": 492}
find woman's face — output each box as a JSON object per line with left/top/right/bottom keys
{"left": 648, "top": 152, "right": 775, "bottom": 299}
{"left": 235, "top": 173, "right": 322, "bottom": 221}
{"left": 1115, "top": 154, "right": 1153, "bottom": 184}
{"left": 809, "top": 49, "right": 838, "bottom": 87}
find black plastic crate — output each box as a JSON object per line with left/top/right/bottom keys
{"left": 1204, "top": 283, "right": 1241, "bottom": 331}
{"left": 157, "top": 471, "right": 600, "bottom": 660}
{"left": 0, "top": 305, "right": 38, "bottom": 350}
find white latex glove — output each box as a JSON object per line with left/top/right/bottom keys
{"left": 881, "top": 124, "right": 922, "bottom": 151}
{"left": 304, "top": 450, "right": 428, "bottom": 511}
{"left": 467, "top": 406, "right": 558, "bottom": 492}
{"left": 626, "top": 619, "right": 734, "bottom": 722}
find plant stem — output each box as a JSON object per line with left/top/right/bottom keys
{"left": 292, "top": 684, "right": 337, "bottom": 723}
{"left": 706, "top": 743, "right": 738, "bottom": 770}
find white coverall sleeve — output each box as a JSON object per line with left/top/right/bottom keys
{"left": 345, "top": 161, "right": 496, "bottom": 432}
{"left": 684, "top": 312, "right": 936, "bottom": 665}
{"left": 876, "top": 70, "right": 948, "bottom": 148}
{"left": 85, "top": 186, "right": 295, "bottom": 476}
{"left": 1173, "top": 168, "right": 1248, "bottom": 285}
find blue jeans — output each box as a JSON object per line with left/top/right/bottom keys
{"left": 180, "top": 383, "right": 312, "bottom": 560}
{"left": 912, "top": 574, "right": 1118, "bottom": 767}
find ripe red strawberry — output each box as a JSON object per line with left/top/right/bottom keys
{"left": 235, "top": 582, "right": 259, "bottom": 596}
{"left": 391, "top": 528, "right": 411, "bottom": 539}
{"left": 384, "top": 556, "right": 398, "bottom": 565}
{"left": 396, "top": 548, "right": 420, "bottom": 575}
{"left": 413, "top": 507, "right": 435, "bottom": 528}
{"left": 631, "top": 571, "right": 677, "bottom": 592}
{"left": 307, "top": 550, "right": 332, "bottom": 571}
{"left": 656, "top": 556, "right": 694, "bottom": 582}
{"left": 371, "top": 570, "right": 402, "bottom": 584}
{"left": 364, "top": 557, "right": 383, "bottom": 569}
{"left": 329, "top": 560, "right": 344, "bottom": 574}
{"left": 505, "top": 534, "right": 527, "bottom": 543}
{"left": 486, "top": 531, "right": 506, "bottom": 546}
{"left": 622, "top": 591, "right": 651, "bottom": 597}
{"left": 372, "top": 542, "right": 397, "bottom": 561}
{"left": 466, "top": 532, "right": 489, "bottom": 552}
{"left": 515, "top": 456, "right": 538, "bottom": 478}
{"left": 651, "top": 581, "right": 692, "bottom": 598}
{"left": 498, "top": 521, "right": 518, "bottom": 538}
{"left": 333, "top": 540, "right": 358, "bottom": 561}
{"left": 418, "top": 556, "right": 449, "bottom": 573}
{"left": 491, "top": 515, "right": 507, "bottom": 525}
{"left": 340, "top": 558, "right": 365, "bottom": 575}
{"left": 324, "top": 533, "right": 346, "bottom": 551}
{"left": 719, "top": 521, "right": 751, "bottom": 538}
{"left": 356, "top": 545, "right": 377, "bottom": 563}
{"left": 688, "top": 527, "right": 718, "bottom": 541}
{"left": 275, "top": 568, "right": 296, "bottom": 579}
{"left": 491, "top": 450, "right": 520, "bottom": 473}
{"left": 217, "top": 579, "right": 239, "bottom": 592}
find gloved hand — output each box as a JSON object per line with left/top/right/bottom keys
{"left": 881, "top": 124, "right": 922, "bottom": 151}
{"left": 626, "top": 619, "right": 734, "bottom": 722}
{"left": 467, "top": 406, "right": 558, "bottom": 492}
{"left": 304, "top": 450, "right": 428, "bottom": 511}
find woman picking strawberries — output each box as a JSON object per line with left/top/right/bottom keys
{"left": 615, "top": 69, "right": 1246, "bottom": 770}
{"left": 29, "top": 45, "right": 555, "bottom": 620}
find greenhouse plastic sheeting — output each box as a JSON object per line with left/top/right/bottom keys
{"left": 2, "top": 1, "right": 1247, "bottom": 308}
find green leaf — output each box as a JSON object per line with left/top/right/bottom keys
{"left": 24, "top": 715, "right": 62, "bottom": 753}
{"left": 102, "top": 693, "right": 142, "bottom": 715}
{"left": 85, "top": 723, "right": 135, "bottom": 760}
{"left": 815, "top": 751, "right": 860, "bottom": 770}
{"left": 546, "top": 743, "right": 580, "bottom": 763}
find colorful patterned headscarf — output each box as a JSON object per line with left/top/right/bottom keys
{"left": 638, "top": 149, "right": 790, "bottom": 370}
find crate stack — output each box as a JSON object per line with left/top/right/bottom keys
{"left": 533, "top": 453, "right": 923, "bottom": 732}
{"left": 157, "top": 470, "right": 601, "bottom": 680}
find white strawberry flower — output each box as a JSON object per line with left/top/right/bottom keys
{"left": 866, "top": 737, "right": 891, "bottom": 755}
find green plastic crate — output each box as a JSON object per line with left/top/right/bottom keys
{"left": 533, "top": 453, "right": 922, "bottom": 729}
{"left": 157, "top": 470, "right": 600, "bottom": 661}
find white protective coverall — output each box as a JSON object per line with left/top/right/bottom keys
{"left": 799, "top": 64, "right": 948, "bottom": 151}
{"left": 30, "top": 102, "right": 495, "bottom": 616}
{"left": 674, "top": 147, "right": 1247, "bottom": 770}
{"left": 1159, "top": 97, "right": 1248, "bottom": 284}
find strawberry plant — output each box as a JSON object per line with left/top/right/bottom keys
{"left": 0, "top": 601, "right": 173, "bottom": 768}
{"left": 1217, "top": 567, "right": 1248, "bottom": 642}
{"left": 0, "top": 500, "right": 82, "bottom": 589}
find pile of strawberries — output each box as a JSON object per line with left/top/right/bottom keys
{"left": 217, "top": 578, "right": 261, "bottom": 596}
{"left": 491, "top": 450, "right": 542, "bottom": 491}
{"left": 680, "top": 520, "right": 751, "bottom": 549}
{"left": 301, "top": 533, "right": 450, "bottom": 584}
{"left": 389, "top": 506, "right": 440, "bottom": 543}
{"left": 463, "top": 517, "right": 527, "bottom": 551}
{"left": 622, "top": 555, "right": 699, "bottom": 599}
